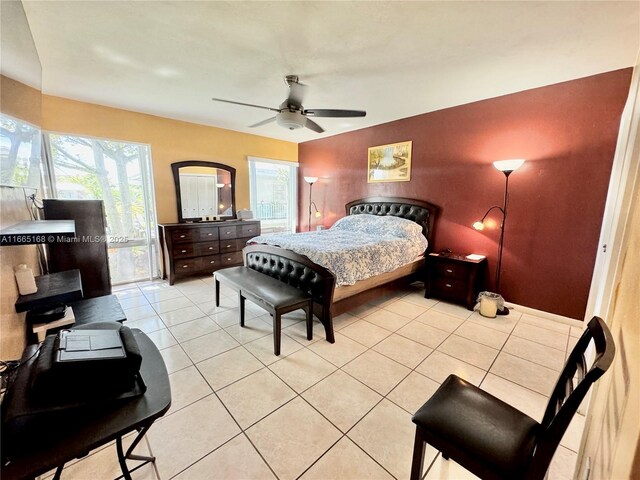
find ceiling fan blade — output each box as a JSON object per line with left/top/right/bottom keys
{"left": 305, "top": 118, "right": 325, "bottom": 133}
{"left": 249, "top": 116, "right": 277, "bottom": 128}
{"left": 212, "top": 97, "right": 280, "bottom": 112}
{"left": 304, "top": 109, "right": 366, "bottom": 118}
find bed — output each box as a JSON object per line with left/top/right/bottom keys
{"left": 248, "top": 196, "right": 439, "bottom": 319}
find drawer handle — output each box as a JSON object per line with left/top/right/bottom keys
{"left": 181, "top": 250, "right": 187, "bottom": 253}
{"left": 247, "top": 229, "right": 253, "bottom": 232}
{"left": 179, "top": 235, "right": 186, "bottom": 238}
{"left": 227, "top": 257, "right": 231, "bottom": 261}
{"left": 225, "top": 231, "right": 231, "bottom": 234}
{"left": 208, "top": 247, "right": 214, "bottom": 250}
{"left": 445, "top": 283, "right": 452, "bottom": 288}
{"left": 182, "top": 265, "right": 189, "bottom": 268}
{"left": 226, "top": 244, "right": 231, "bottom": 248}
{"left": 207, "top": 233, "right": 213, "bottom": 236}
{"left": 210, "top": 260, "right": 215, "bottom": 264}
{"left": 446, "top": 269, "right": 453, "bottom": 273}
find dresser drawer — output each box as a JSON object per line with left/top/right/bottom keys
{"left": 173, "top": 244, "right": 195, "bottom": 258}
{"left": 171, "top": 229, "right": 193, "bottom": 243}
{"left": 174, "top": 257, "right": 200, "bottom": 273}
{"left": 219, "top": 238, "right": 242, "bottom": 253}
{"left": 219, "top": 226, "right": 238, "bottom": 240}
{"left": 220, "top": 251, "right": 243, "bottom": 266}
{"left": 200, "top": 254, "right": 221, "bottom": 271}
{"left": 196, "top": 242, "right": 220, "bottom": 256}
{"left": 431, "top": 278, "right": 468, "bottom": 298}
{"left": 240, "top": 224, "right": 259, "bottom": 238}
{"left": 434, "top": 261, "right": 470, "bottom": 280}
{"left": 198, "top": 227, "right": 219, "bottom": 242}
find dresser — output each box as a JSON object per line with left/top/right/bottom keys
{"left": 424, "top": 253, "right": 487, "bottom": 310}
{"left": 158, "top": 220, "right": 260, "bottom": 285}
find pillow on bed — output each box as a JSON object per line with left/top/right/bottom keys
{"left": 332, "top": 214, "right": 424, "bottom": 240}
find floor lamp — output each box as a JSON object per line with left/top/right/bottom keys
{"left": 304, "top": 176, "right": 320, "bottom": 231}
{"left": 473, "top": 159, "right": 525, "bottom": 294}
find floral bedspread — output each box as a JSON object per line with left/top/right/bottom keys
{"left": 247, "top": 214, "right": 428, "bottom": 285}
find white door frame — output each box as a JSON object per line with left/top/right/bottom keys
{"left": 585, "top": 60, "right": 640, "bottom": 320}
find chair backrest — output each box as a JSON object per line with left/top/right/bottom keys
{"left": 527, "top": 316, "right": 615, "bottom": 479}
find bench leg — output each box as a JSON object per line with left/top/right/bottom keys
{"left": 273, "top": 312, "right": 281, "bottom": 356}
{"left": 239, "top": 293, "right": 245, "bottom": 327}
{"left": 305, "top": 302, "right": 313, "bottom": 341}
{"left": 322, "top": 305, "right": 335, "bottom": 344}
{"left": 215, "top": 278, "right": 220, "bottom": 307}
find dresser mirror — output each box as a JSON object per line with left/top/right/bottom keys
{"left": 172, "top": 161, "right": 236, "bottom": 223}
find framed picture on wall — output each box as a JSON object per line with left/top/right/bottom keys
{"left": 367, "top": 141, "right": 412, "bottom": 183}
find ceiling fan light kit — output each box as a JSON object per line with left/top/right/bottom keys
{"left": 212, "top": 75, "right": 366, "bottom": 133}
{"left": 276, "top": 111, "right": 307, "bottom": 130}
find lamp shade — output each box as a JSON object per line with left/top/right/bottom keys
{"left": 472, "top": 221, "right": 485, "bottom": 231}
{"left": 493, "top": 159, "right": 525, "bottom": 173}
{"left": 304, "top": 176, "right": 318, "bottom": 184}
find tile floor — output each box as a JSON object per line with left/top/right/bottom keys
{"left": 47, "top": 276, "right": 586, "bottom": 480}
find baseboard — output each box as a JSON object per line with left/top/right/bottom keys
{"left": 505, "top": 302, "right": 584, "bottom": 328}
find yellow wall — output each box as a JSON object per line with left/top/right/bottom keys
{"left": 41, "top": 95, "right": 298, "bottom": 223}
{"left": 0, "top": 74, "right": 41, "bottom": 126}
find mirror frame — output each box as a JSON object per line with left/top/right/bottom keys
{"left": 171, "top": 160, "right": 237, "bottom": 223}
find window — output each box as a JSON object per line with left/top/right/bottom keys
{"left": 44, "top": 133, "right": 158, "bottom": 284}
{"left": 0, "top": 114, "right": 42, "bottom": 189}
{"left": 248, "top": 157, "right": 298, "bottom": 233}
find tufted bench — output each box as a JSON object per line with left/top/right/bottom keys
{"left": 214, "top": 245, "right": 336, "bottom": 355}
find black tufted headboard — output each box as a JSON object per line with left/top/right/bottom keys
{"left": 345, "top": 196, "right": 439, "bottom": 250}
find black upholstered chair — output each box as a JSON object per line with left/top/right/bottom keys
{"left": 410, "top": 316, "right": 615, "bottom": 480}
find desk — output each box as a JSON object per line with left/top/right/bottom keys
{"left": 1, "top": 328, "right": 171, "bottom": 480}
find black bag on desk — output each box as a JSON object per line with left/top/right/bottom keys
{"left": 2, "top": 326, "right": 146, "bottom": 454}
{"left": 31, "top": 325, "right": 145, "bottom": 402}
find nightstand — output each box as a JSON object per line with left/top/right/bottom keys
{"left": 424, "top": 253, "right": 487, "bottom": 310}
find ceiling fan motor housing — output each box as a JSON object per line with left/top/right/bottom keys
{"left": 276, "top": 111, "right": 307, "bottom": 130}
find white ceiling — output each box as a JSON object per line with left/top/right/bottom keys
{"left": 21, "top": 1, "right": 640, "bottom": 143}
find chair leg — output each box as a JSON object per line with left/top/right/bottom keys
{"left": 273, "top": 312, "right": 281, "bottom": 355}
{"left": 239, "top": 293, "right": 245, "bottom": 327}
{"left": 410, "top": 427, "right": 427, "bottom": 480}
{"left": 215, "top": 278, "right": 220, "bottom": 307}
{"left": 305, "top": 302, "right": 313, "bottom": 340}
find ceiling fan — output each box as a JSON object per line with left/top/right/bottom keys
{"left": 212, "top": 75, "right": 366, "bottom": 133}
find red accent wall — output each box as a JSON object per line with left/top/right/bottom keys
{"left": 298, "top": 69, "right": 632, "bottom": 320}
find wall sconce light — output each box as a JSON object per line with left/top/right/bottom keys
{"left": 473, "top": 159, "right": 525, "bottom": 298}
{"left": 304, "top": 176, "right": 320, "bottom": 231}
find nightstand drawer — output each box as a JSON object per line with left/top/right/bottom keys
{"left": 432, "top": 278, "right": 468, "bottom": 297}
{"left": 434, "top": 261, "right": 470, "bottom": 280}
{"left": 425, "top": 253, "right": 487, "bottom": 310}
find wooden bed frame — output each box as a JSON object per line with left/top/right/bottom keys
{"left": 256, "top": 196, "right": 439, "bottom": 321}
